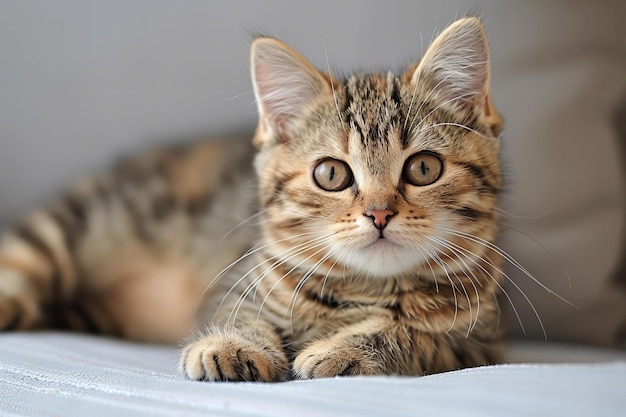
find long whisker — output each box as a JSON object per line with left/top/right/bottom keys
{"left": 405, "top": 68, "right": 457, "bottom": 133}
{"left": 424, "top": 235, "right": 482, "bottom": 336}
{"left": 410, "top": 91, "right": 476, "bottom": 134}
{"left": 495, "top": 207, "right": 555, "bottom": 220}
{"left": 228, "top": 233, "right": 337, "bottom": 325}
{"left": 278, "top": 206, "right": 349, "bottom": 225}
{"left": 437, "top": 230, "right": 551, "bottom": 339}
{"left": 320, "top": 243, "right": 351, "bottom": 300}
{"left": 320, "top": 38, "right": 346, "bottom": 131}
{"left": 219, "top": 208, "right": 268, "bottom": 243}
{"left": 441, "top": 227, "right": 577, "bottom": 307}
{"left": 499, "top": 222, "right": 572, "bottom": 289}
{"left": 200, "top": 230, "right": 324, "bottom": 313}
{"left": 287, "top": 239, "right": 346, "bottom": 331}
{"left": 267, "top": 239, "right": 334, "bottom": 315}
{"left": 228, "top": 235, "right": 331, "bottom": 322}
{"left": 417, "top": 241, "right": 460, "bottom": 333}
{"left": 426, "top": 239, "right": 475, "bottom": 335}
{"left": 415, "top": 241, "right": 440, "bottom": 293}
{"left": 417, "top": 121, "right": 496, "bottom": 140}
{"left": 193, "top": 230, "right": 323, "bottom": 315}
{"left": 407, "top": 58, "right": 490, "bottom": 137}
{"left": 407, "top": 58, "right": 488, "bottom": 136}
{"left": 429, "top": 233, "right": 528, "bottom": 337}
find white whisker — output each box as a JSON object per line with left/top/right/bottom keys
{"left": 194, "top": 230, "right": 322, "bottom": 315}
{"left": 227, "top": 233, "right": 337, "bottom": 325}
{"left": 411, "top": 91, "right": 476, "bottom": 134}
{"left": 495, "top": 207, "right": 555, "bottom": 220}
{"left": 441, "top": 227, "right": 577, "bottom": 307}
{"left": 253, "top": 236, "right": 335, "bottom": 318}
{"left": 429, "top": 233, "right": 528, "bottom": 338}
{"left": 320, "top": 39, "right": 346, "bottom": 131}
{"left": 425, "top": 235, "right": 482, "bottom": 336}
{"left": 417, "top": 121, "right": 496, "bottom": 140}
{"left": 499, "top": 222, "right": 572, "bottom": 289}
{"left": 286, "top": 240, "right": 345, "bottom": 333}
{"left": 438, "top": 228, "right": 556, "bottom": 339}
{"left": 219, "top": 208, "right": 267, "bottom": 243}
{"left": 417, "top": 241, "right": 460, "bottom": 333}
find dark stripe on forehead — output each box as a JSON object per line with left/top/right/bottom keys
{"left": 389, "top": 76, "right": 402, "bottom": 110}
{"left": 342, "top": 82, "right": 353, "bottom": 116}
{"left": 343, "top": 75, "right": 405, "bottom": 150}
{"left": 388, "top": 75, "right": 411, "bottom": 148}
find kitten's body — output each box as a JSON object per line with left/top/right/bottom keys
{"left": 0, "top": 139, "right": 257, "bottom": 342}
{"left": 0, "top": 18, "right": 505, "bottom": 380}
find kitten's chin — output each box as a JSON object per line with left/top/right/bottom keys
{"left": 342, "top": 239, "right": 426, "bottom": 278}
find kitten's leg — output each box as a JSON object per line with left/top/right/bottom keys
{"left": 0, "top": 265, "right": 40, "bottom": 330}
{"left": 0, "top": 208, "right": 79, "bottom": 330}
{"left": 0, "top": 139, "right": 256, "bottom": 340}
{"left": 293, "top": 317, "right": 389, "bottom": 378}
{"left": 180, "top": 318, "right": 289, "bottom": 382}
{"left": 293, "top": 316, "right": 500, "bottom": 378}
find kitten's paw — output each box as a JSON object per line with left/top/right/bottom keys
{"left": 0, "top": 269, "right": 40, "bottom": 330}
{"left": 180, "top": 332, "right": 288, "bottom": 382}
{"left": 293, "top": 342, "right": 384, "bottom": 379}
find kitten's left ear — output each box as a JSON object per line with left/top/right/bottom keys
{"left": 251, "top": 38, "right": 332, "bottom": 146}
{"left": 411, "top": 17, "right": 501, "bottom": 133}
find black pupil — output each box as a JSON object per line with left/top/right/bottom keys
{"left": 329, "top": 166, "right": 335, "bottom": 182}
{"left": 420, "top": 160, "right": 428, "bottom": 176}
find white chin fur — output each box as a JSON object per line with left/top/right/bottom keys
{"left": 341, "top": 240, "right": 428, "bottom": 278}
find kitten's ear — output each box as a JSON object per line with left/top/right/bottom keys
{"left": 411, "top": 17, "right": 499, "bottom": 130}
{"left": 251, "top": 37, "right": 331, "bottom": 146}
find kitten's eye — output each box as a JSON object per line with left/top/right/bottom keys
{"left": 313, "top": 159, "right": 353, "bottom": 192}
{"left": 403, "top": 152, "right": 443, "bottom": 186}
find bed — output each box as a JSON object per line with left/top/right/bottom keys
{"left": 1, "top": 332, "right": 625, "bottom": 417}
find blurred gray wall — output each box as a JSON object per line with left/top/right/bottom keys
{"left": 1, "top": 0, "right": 625, "bottom": 345}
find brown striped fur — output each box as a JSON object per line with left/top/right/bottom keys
{"left": 0, "top": 17, "right": 505, "bottom": 380}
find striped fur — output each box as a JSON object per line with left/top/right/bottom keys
{"left": 0, "top": 139, "right": 257, "bottom": 342}
{"left": 0, "top": 17, "right": 505, "bottom": 380}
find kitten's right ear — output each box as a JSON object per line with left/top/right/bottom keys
{"left": 410, "top": 17, "right": 500, "bottom": 132}
{"left": 251, "top": 38, "right": 331, "bottom": 146}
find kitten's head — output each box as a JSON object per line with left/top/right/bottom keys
{"left": 250, "top": 17, "right": 503, "bottom": 280}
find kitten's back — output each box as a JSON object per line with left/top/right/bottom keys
{"left": 0, "top": 137, "right": 257, "bottom": 343}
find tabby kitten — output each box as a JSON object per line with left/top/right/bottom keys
{"left": 0, "top": 17, "right": 503, "bottom": 381}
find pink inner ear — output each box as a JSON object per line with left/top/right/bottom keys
{"left": 251, "top": 38, "right": 330, "bottom": 136}
{"left": 412, "top": 18, "right": 491, "bottom": 110}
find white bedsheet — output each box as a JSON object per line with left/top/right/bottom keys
{"left": 0, "top": 332, "right": 624, "bottom": 417}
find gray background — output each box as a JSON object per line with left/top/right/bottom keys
{"left": 1, "top": 1, "right": 625, "bottom": 345}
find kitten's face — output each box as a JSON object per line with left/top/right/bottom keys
{"left": 252, "top": 18, "right": 503, "bottom": 280}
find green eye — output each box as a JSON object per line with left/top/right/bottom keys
{"left": 403, "top": 152, "right": 443, "bottom": 186}
{"left": 313, "top": 159, "right": 353, "bottom": 191}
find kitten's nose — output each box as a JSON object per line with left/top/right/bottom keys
{"left": 365, "top": 209, "right": 396, "bottom": 230}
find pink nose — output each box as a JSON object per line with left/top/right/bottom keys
{"left": 365, "top": 209, "right": 395, "bottom": 229}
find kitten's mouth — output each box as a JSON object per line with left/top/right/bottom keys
{"left": 363, "top": 236, "right": 400, "bottom": 250}
{"left": 344, "top": 235, "right": 423, "bottom": 278}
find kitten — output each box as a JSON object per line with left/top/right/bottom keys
{"left": 0, "top": 17, "right": 504, "bottom": 381}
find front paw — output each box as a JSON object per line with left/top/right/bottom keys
{"left": 293, "top": 342, "right": 384, "bottom": 379}
{"left": 180, "top": 332, "right": 288, "bottom": 382}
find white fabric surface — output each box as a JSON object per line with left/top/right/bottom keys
{"left": 0, "top": 333, "right": 625, "bottom": 417}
